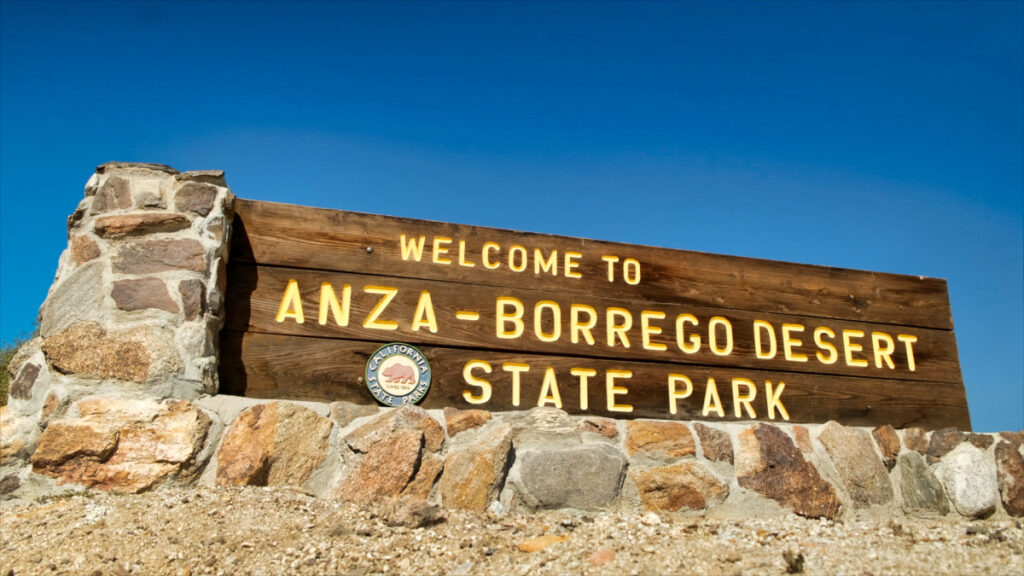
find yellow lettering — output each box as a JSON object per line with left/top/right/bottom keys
{"left": 606, "top": 308, "right": 632, "bottom": 348}
{"left": 702, "top": 378, "right": 725, "bottom": 418}
{"left": 432, "top": 237, "right": 452, "bottom": 264}
{"left": 765, "top": 380, "right": 789, "bottom": 421}
{"left": 571, "top": 367, "right": 596, "bottom": 411}
{"left": 457, "top": 240, "right": 475, "bottom": 268}
{"left": 782, "top": 323, "right": 808, "bottom": 362}
{"left": 362, "top": 286, "right": 399, "bottom": 330}
{"left": 537, "top": 367, "right": 563, "bottom": 408}
{"left": 814, "top": 327, "right": 838, "bottom": 364}
{"left": 509, "top": 245, "right": 527, "bottom": 272}
{"left": 898, "top": 334, "right": 918, "bottom": 371}
{"left": 411, "top": 290, "right": 438, "bottom": 333}
{"left": 668, "top": 374, "right": 693, "bottom": 415}
{"left": 708, "top": 316, "right": 733, "bottom": 356}
{"left": 318, "top": 282, "right": 350, "bottom": 326}
{"left": 275, "top": 279, "right": 305, "bottom": 324}
{"left": 843, "top": 329, "right": 868, "bottom": 367}
{"left": 496, "top": 297, "right": 525, "bottom": 339}
{"left": 564, "top": 251, "right": 582, "bottom": 278}
{"left": 482, "top": 242, "right": 501, "bottom": 269}
{"left": 641, "top": 311, "right": 667, "bottom": 351}
{"left": 502, "top": 362, "right": 529, "bottom": 407}
{"left": 601, "top": 255, "right": 619, "bottom": 281}
{"left": 606, "top": 369, "right": 633, "bottom": 412}
{"left": 534, "top": 300, "right": 562, "bottom": 342}
{"left": 462, "top": 360, "right": 492, "bottom": 404}
{"left": 872, "top": 332, "right": 896, "bottom": 369}
{"left": 675, "top": 314, "right": 701, "bottom": 354}
{"left": 753, "top": 320, "right": 777, "bottom": 360}
{"left": 623, "top": 258, "right": 641, "bottom": 285}
{"left": 399, "top": 234, "right": 426, "bottom": 261}
{"left": 533, "top": 248, "right": 558, "bottom": 276}
{"left": 732, "top": 378, "right": 757, "bottom": 418}
{"left": 570, "top": 304, "right": 597, "bottom": 346}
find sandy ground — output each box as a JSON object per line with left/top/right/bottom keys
{"left": 1, "top": 486, "right": 1022, "bottom": 576}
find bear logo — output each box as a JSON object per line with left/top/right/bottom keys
{"left": 364, "top": 343, "right": 431, "bottom": 407}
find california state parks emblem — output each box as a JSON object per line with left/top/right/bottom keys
{"left": 365, "top": 343, "right": 432, "bottom": 407}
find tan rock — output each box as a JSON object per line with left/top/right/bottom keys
{"left": 70, "top": 236, "right": 101, "bottom": 264}
{"left": 42, "top": 322, "right": 181, "bottom": 382}
{"left": 819, "top": 421, "right": 893, "bottom": 507}
{"left": 903, "top": 427, "right": 928, "bottom": 453}
{"left": 337, "top": 429, "right": 423, "bottom": 504}
{"left": 112, "top": 278, "right": 179, "bottom": 313}
{"left": 94, "top": 213, "right": 191, "bottom": 237}
{"left": 328, "top": 401, "right": 378, "bottom": 428}
{"left": 626, "top": 420, "right": 695, "bottom": 458}
{"left": 518, "top": 534, "right": 568, "bottom": 553}
{"left": 112, "top": 238, "right": 206, "bottom": 274}
{"left": 30, "top": 398, "right": 211, "bottom": 493}
{"left": 589, "top": 547, "right": 616, "bottom": 566}
{"left": 581, "top": 417, "right": 618, "bottom": 439}
{"left": 632, "top": 461, "right": 729, "bottom": 512}
{"left": 440, "top": 424, "right": 514, "bottom": 512}
{"left": 402, "top": 453, "right": 444, "bottom": 499}
{"left": 995, "top": 440, "right": 1024, "bottom": 516}
{"left": 346, "top": 406, "right": 444, "bottom": 454}
{"left": 872, "top": 424, "right": 901, "bottom": 470}
{"left": 443, "top": 407, "right": 491, "bottom": 436}
{"left": 694, "top": 422, "right": 733, "bottom": 464}
{"left": 1, "top": 407, "right": 28, "bottom": 463}
{"left": 793, "top": 425, "right": 814, "bottom": 454}
{"left": 216, "top": 402, "right": 333, "bottom": 487}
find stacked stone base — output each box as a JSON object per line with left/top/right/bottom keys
{"left": 3, "top": 396, "right": 1022, "bottom": 521}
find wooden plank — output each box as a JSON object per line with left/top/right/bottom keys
{"left": 224, "top": 263, "right": 963, "bottom": 383}
{"left": 230, "top": 199, "right": 954, "bottom": 330}
{"left": 219, "top": 332, "right": 971, "bottom": 430}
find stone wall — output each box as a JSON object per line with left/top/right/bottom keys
{"left": 1, "top": 163, "right": 1021, "bottom": 522}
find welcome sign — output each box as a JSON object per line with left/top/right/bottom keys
{"left": 220, "top": 199, "right": 969, "bottom": 429}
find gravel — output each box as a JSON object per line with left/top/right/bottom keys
{"left": 1, "top": 486, "right": 1022, "bottom": 576}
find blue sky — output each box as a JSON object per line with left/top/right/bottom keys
{"left": 1, "top": 1, "right": 1021, "bottom": 431}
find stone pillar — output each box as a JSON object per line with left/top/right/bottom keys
{"left": 2, "top": 162, "right": 233, "bottom": 467}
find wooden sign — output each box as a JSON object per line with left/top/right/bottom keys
{"left": 220, "top": 199, "right": 970, "bottom": 429}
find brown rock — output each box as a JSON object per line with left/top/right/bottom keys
{"left": 444, "top": 407, "right": 491, "bottom": 436}
{"left": 440, "top": 424, "right": 514, "bottom": 512}
{"left": 112, "top": 278, "right": 179, "bottom": 313}
{"left": 694, "top": 422, "right": 734, "bottom": 464}
{"left": 216, "top": 402, "right": 333, "bottom": 487}
{"left": 581, "top": 417, "right": 619, "bottom": 439}
{"left": 736, "top": 423, "right": 841, "bottom": 519}
{"left": 518, "top": 534, "right": 568, "bottom": 553}
{"left": 8, "top": 363, "right": 39, "bottom": 400}
{"left": 94, "top": 213, "right": 191, "bottom": 237}
{"left": 338, "top": 429, "right": 423, "bottom": 504}
{"left": 872, "top": 424, "right": 901, "bottom": 470}
{"left": 927, "top": 427, "right": 963, "bottom": 463}
{"left": 178, "top": 279, "right": 206, "bottom": 320}
{"left": 70, "top": 236, "right": 101, "bottom": 264}
{"left": 346, "top": 406, "right": 444, "bottom": 454}
{"left": 995, "top": 441, "right": 1024, "bottom": 516}
{"left": 402, "top": 453, "right": 444, "bottom": 499}
{"left": 793, "top": 425, "right": 814, "bottom": 454}
{"left": 626, "top": 421, "right": 695, "bottom": 458}
{"left": 41, "top": 392, "right": 63, "bottom": 422}
{"left": 819, "top": 421, "right": 893, "bottom": 507}
{"left": 176, "top": 170, "right": 226, "bottom": 185}
{"left": 999, "top": 431, "right": 1024, "bottom": 446}
{"left": 903, "top": 427, "right": 928, "bottom": 453}
{"left": 329, "top": 401, "right": 378, "bottom": 428}
{"left": 90, "top": 176, "right": 131, "bottom": 214}
{"left": 631, "top": 461, "right": 729, "bottom": 512}
{"left": 97, "top": 162, "right": 177, "bottom": 175}
{"left": 42, "top": 322, "right": 180, "bottom": 381}
{"left": 966, "top": 433, "right": 994, "bottom": 450}
{"left": 383, "top": 496, "right": 446, "bottom": 528}
{"left": 174, "top": 182, "right": 219, "bottom": 216}
{"left": 31, "top": 398, "right": 211, "bottom": 492}
{"left": 113, "top": 238, "right": 206, "bottom": 274}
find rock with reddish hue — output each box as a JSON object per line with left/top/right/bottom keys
{"left": 178, "top": 279, "right": 206, "bottom": 320}
{"left": 444, "top": 407, "right": 491, "bottom": 436}
{"left": 90, "top": 176, "right": 131, "bottom": 214}
{"left": 819, "top": 421, "right": 893, "bottom": 507}
{"left": 793, "top": 425, "right": 813, "bottom": 454}
{"left": 328, "top": 401, "right": 378, "bottom": 428}
{"left": 216, "top": 402, "right": 333, "bottom": 488}
{"left": 872, "top": 424, "right": 901, "bottom": 470}
{"left": 581, "top": 417, "right": 618, "bottom": 439}
{"left": 995, "top": 440, "right": 1024, "bottom": 516}
{"left": 631, "top": 461, "right": 729, "bottom": 512}
{"left": 440, "top": 424, "right": 514, "bottom": 512}
{"left": 175, "top": 182, "right": 219, "bottom": 216}
{"left": 927, "top": 427, "right": 963, "bottom": 463}
{"left": 8, "top": 363, "right": 39, "bottom": 400}
{"left": 42, "top": 322, "right": 181, "bottom": 382}
{"left": 517, "top": 534, "right": 568, "bottom": 553}
{"left": 694, "top": 422, "right": 733, "bottom": 464}
{"left": 338, "top": 429, "right": 423, "bottom": 503}
{"left": 736, "top": 423, "right": 841, "bottom": 519}
{"left": 589, "top": 548, "right": 616, "bottom": 566}
{"left": 30, "top": 398, "right": 211, "bottom": 493}
{"left": 346, "top": 406, "right": 444, "bottom": 454}
{"left": 896, "top": 452, "right": 949, "bottom": 516}
{"left": 966, "top": 433, "right": 994, "bottom": 450}
{"left": 518, "top": 444, "right": 626, "bottom": 510}
{"left": 626, "top": 421, "right": 695, "bottom": 459}
{"left": 903, "top": 427, "right": 928, "bottom": 453}
{"left": 113, "top": 238, "right": 206, "bottom": 274}
{"left": 402, "top": 453, "right": 444, "bottom": 499}
{"left": 70, "top": 236, "right": 100, "bottom": 264}
{"left": 94, "top": 213, "right": 191, "bottom": 237}
{"left": 935, "top": 443, "right": 999, "bottom": 518}
{"left": 112, "top": 278, "right": 179, "bottom": 313}
{"left": 383, "top": 496, "right": 446, "bottom": 528}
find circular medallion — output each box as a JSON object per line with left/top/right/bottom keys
{"left": 365, "top": 343, "right": 432, "bottom": 407}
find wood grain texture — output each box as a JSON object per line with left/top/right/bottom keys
{"left": 225, "top": 263, "right": 962, "bottom": 383}
{"left": 220, "top": 332, "right": 971, "bottom": 430}
{"left": 230, "top": 199, "right": 954, "bottom": 330}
